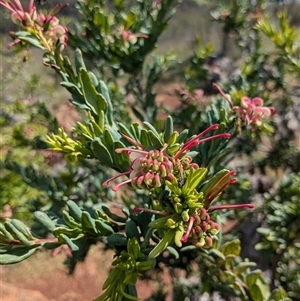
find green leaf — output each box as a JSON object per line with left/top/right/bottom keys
{"left": 81, "top": 211, "right": 97, "bottom": 234}
{"left": 15, "top": 33, "right": 46, "bottom": 50}
{"left": 75, "top": 48, "right": 87, "bottom": 72}
{"left": 91, "top": 138, "right": 113, "bottom": 166}
{"left": 79, "top": 69, "right": 107, "bottom": 115}
{"left": 148, "top": 130, "right": 163, "bottom": 149}
{"left": 124, "top": 11, "right": 136, "bottom": 29}
{"left": 53, "top": 226, "right": 81, "bottom": 238}
{"left": 4, "top": 221, "right": 33, "bottom": 246}
{"left": 176, "top": 129, "right": 189, "bottom": 144}
{"left": 58, "top": 234, "right": 83, "bottom": 251}
{"left": 95, "top": 220, "right": 115, "bottom": 236}
{"left": 246, "top": 270, "right": 261, "bottom": 287}
{"left": 163, "top": 116, "right": 173, "bottom": 143}
{"left": 182, "top": 168, "right": 208, "bottom": 194}
{"left": 107, "top": 233, "right": 127, "bottom": 246}
{"left": 209, "top": 248, "right": 226, "bottom": 261}
{"left": 0, "top": 245, "right": 40, "bottom": 264}
{"left": 269, "top": 287, "right": 290, "bottom": 301}
{"left": 233, "top": 261, "right": 256, "bottom": 274}
{"left": 99, "top": 80, "right": 114, "bottom": 126}
{"left": 34, "top": 211, "right": 56, "bottom": 232}
{"left": 167, "top": 246, "right": 179, "bottom": 259}
{"left": 125, "top": 219, "right": 140, "bottom": 239}
{"left": 149, "top": 229, "right": 176, "bottom": 258}
{"left": 249, "top": 284, "right": 264, "bottom": 301}
{"left": 66, "top": 201, "right": 83, "bottom": 222}
{"left": 220, "top": 239, "right": 241, "bottom": 256}
{"left": 201, "top": 169, "right": 230, "bottom": 195}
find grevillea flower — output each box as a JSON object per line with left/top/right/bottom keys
{"left": 213, "top": 83, "right": 275, "bottom": 129}
{"left": 180, "top": 170, "right": 254, "bottom": 248}
{"left": 103, "top": 149, "right": 174, "bottom": 191}
{"left": 0, "top": 0, "right": 68, "bottom": 58}
{"left": 0, "top": 0, "right": 37, "bottom": 26}
{"left": 103, "top": 124, "right": 230, "bottom": 192}
{"left": 237, "top": 96, "right": 275, "bottom": 126}
{"left": 109, "top": 125, "right": 254, "bottom": 255}
{"left": 118, "top": 27, "right": 148, "bottom": 44}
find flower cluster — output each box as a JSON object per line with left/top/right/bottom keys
{"left": 236, "top": 96, "right": 275, "bottom": 127}
{"left": 213, "top": 83, "right": 275, "bottom": 129}
{"left": 104, "top": 125, "right": 253, "bottom": 255}
{"left": 181, "top": 208, "right": 220, "bottom": 248}
{"left": 118, "top": 26, "right": 148, "bottom": 44}
{"left": 0, "top": 0, "right": 68, "bottom": 59}
{"left": 103, "top": 124, "right": 228, "bottom": 192}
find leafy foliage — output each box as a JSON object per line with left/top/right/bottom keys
{"left": 0, "top": 0, "right": 299, "bottom": 300}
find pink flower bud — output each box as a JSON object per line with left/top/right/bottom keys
{"left": 201, "top": 221, "right": 208, "bottom": 232}
{"left": 205, "top": 236, "right": 213, "bottom": 248}
{"left": 159, "top": 163, "right": 167, "bottom": 177}
{"left": 11, "top": 11, "right": 23, "bottom": 25}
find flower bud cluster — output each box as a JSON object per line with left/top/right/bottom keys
{"left": 213, "top": 83, "right": 275, "bottom": 130}
{"left": 235, "top": 96, "right": 275, "bottom": 128}
{"left": 0, "top": 0, "right": 68, "bottom": 55}
{"left": 37, "top": 13, "right": 68, "bottom": 52}
{"left": 182, "top": 208, "right": 220, "bottom": 248}
{"left": 104, "top": 125, "right": 253, "bottom": 257}
{"left": 130, "top": 149, "right": 174, "bottom": 190}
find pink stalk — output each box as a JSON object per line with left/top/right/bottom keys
{"left": 194, "top": 124, "right": 219, "bottom": 139}
{"left": 28, "top": 0, "right": 34, "bottom": 13}
{"left": 102, "top": 170, "right": 131, "bottom": 187}
{"left": 213, "top": 83, "right": 234, "bottom": 109}
{"left": 205, "top": 178, "right": 236, "bottom": 205}
{"left": 118, "top": 131, "right": 145, "bottom": 149}
{"left": 48, "top": 3, "right": 69, "bottom": 16}
{"left": 204, "top": 170, "right": 236, "bottom": 206}
{"left": 13, "top": 0, "right": 23, "bottom": 11}
{"left": 208, "top": 204, "right": 254, "bottom": 212}
{"left": 112, "top": 179, "right": 133, "bottom": 191}
{"left": 115, "top": 148, "right": 148, "bottom": 156}
{"left": 0, "top": 1, "right": 16, "bottom": 13}
{"left": 181, "top": 216, "right": 195, "bottom": 243}
{"left": 8, "top": 38, "right": 21, "bottom": 49}
{"left": 174, "top": 133, "right": 230, "bottom": 160}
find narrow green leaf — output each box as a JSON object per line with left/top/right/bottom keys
{"left": 66, "top": 201, "right": 83, "bottom": 222}
{"left": 149, "top": 229, "right": 176, "bottom": 258}
{"left": 0, "top": 245, "right": 40, "bottom": 264}
{"left": 176, "top": 129, "right": 189, "bottom": 144}
{"left": 4, "top": 221, "right": 33, "bottom": 246}
{"left": 79, "top": 69, "right": 107, "bottom": 115}
{"left": 125, "top": 219, "right": 140, "bottom": 239}
{"left": 99, "top": 80, "right": 114, "bottom": 126}
{"left": 34, "top": 211, "right": 56, "bottom": 232}
{"left": 148, "top": 130, "right": 163, "bottom": 149}
{"left": 107, "top": 233, "right": 127, "bottom": 246}
{"left": 95, "top": 220, "right": 114, "bottom": 236}
{"left": 209, "top": 248, "right": 226, "bottom": 261}
{"left": 163, "top": 116, "right": 173, "bottom": 143}
{"left": 81, "top": 211, "right": 97, "bottom": 234}
{"left": 58, "top": 234, "right": 80, "bottom": 251}
{"left": 91, "top": 138, "right": 113, "bottom": 166}
{"left": 74, "top": 48, "right": 87, "bottom": 71}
